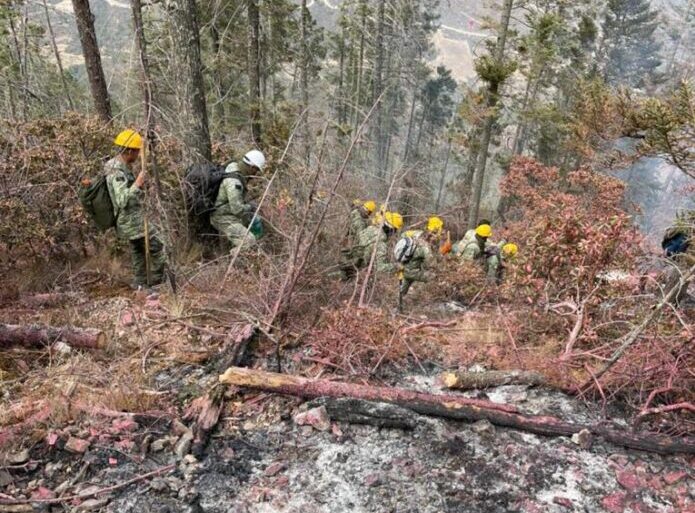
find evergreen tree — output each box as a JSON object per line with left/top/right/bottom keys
{"left": 602, "top": 0, "right": 662, "bottom": 88}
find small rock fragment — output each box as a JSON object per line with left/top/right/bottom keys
{"left": 120, "top": 311, "right": 135, "bottom": 327}
{"left": 64, "top": 437, "right": 90, "bottom": 454}
{"left": 30, "top": 487, "right": 55, "bottom": 501}
{"left": 172, "top": 420, "right": 191, "bottom": 436}
{"left": 601, "top": 491, "right": 628, "bottom": 513}
{"left": 54, "top": 341, "right": 72, "bottom": 355}
{"left": 616, "top": 470, "right": 641, "bottom": 491}
{"left": 471, "top": 419, "right": 495, "bottom": 437}
{"left": 365, "top": 473, "right": 382, "bottom": 488}
{"left": 150, "top": 478, "right": 168, "bottom": 492}
{"left": 571, "top": 429, "right": 593, "bottom": 450}
{"left": 553, "top": 497, "right": 573, "bottom": 509}
{"left": 9, "top": 449, "right": 30, "bottom": 464}
{"left": 175, "top": 432, "right": 194, "bottom": 459}
{"left": 151, "top": 438, "right": 169, "bottom": 452}
{"left": 77, "top": 497, "right": 110, "bottom": 511}
{"left": 294, "top": 406, "right": 331, "bottom": 432}
{"left": 264, "top": 462, "right": 286, "bottom": 477}
{"left": 664, "top": 471, "right": 687, "bottom": 485}
{"left": 182, "top": 454, "right": 198, "bottom": 465}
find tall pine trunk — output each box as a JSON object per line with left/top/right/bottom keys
{"left": 248, "top": 0, "right": 262, "bottom": 145}
{"left": 42, "top": 0, "right": 74, "bottom": 111}
{"left": 71, "top": 0, "right": 111, "bottom": 123}
{"left": 300, "top": 0, "right": 310, "bottom": 167}
{"left": 372, "top": 0, "right": 386, "bottom": 176}
{"left": 467, "top": 0, "right": 514, "bottom": 229}
{"left": 169, "top": 0, "right": 211, "bottom": 162}
{"left": 131, "top": 0, "right": 160, "bottom": 195}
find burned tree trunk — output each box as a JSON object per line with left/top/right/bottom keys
{"left": 248, "top": 0, "right": 262, "bottom": 145}
{"left": 168, "top": 0, "right": 211, "bottom": 162}
{"left": 71, "top": 0, "right": 111, "bottom": 123}
{"left": 441, "top": 370, "right": 546, "bottom": 390}
{"left": 184, "top": 324, "right": 256, "bottom": 456}
{"left": 219, "top": 366, "right": 695, "bottom": 455}
{"left": 0, "top": 324, "right": 106, "bottom": 350}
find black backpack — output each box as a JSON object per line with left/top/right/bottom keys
{"left": 184, "top": 163, "right": 246, "bottom": 218}
{"left": 79, "top": 175, "right": 116, "bottom": 231}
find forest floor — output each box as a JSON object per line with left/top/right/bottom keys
{"left": 0, "top": 266, "right": 693, "bottom": 513}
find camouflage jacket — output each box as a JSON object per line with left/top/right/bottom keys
{"left": 357, "top": 225, "right": 396, "bottom": 274}
{"left": 402, "top": 236, "right": 433, "bottom": 283}
{"left": 459, "top": 237, "right": 489, "bottom": 261}
{"left": 105, "top": 157, "right": 144, "bottom": 240}
{"left": 211, "top": 163, "right": 250, "bottom": 226}
{"left": 348, "top": 207, "right": 369, "bottom": 243}
{"left": 452, "top": 229, "right": 476, "bottom": 256}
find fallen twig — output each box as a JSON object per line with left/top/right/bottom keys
{"left": 0, "top": 464, "right": 175, "bottom": 505}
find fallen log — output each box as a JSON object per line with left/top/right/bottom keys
{"left": 0, "top": 324, "right": 106, "bottom": 350}
{"left": 441, "top": 370, "right": 546, "bottom": 390}
{"left": 219, "top": 366, "right": 695, "bottom": 455}
{"left": 308, "top": 398, "right": 418, "bottom": 430}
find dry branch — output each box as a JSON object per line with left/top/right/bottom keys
{"left": 441, "top": 370, "right": 546, "bottom": 390}
{"left": 18, "top": 292, "right": 81, "bottom": 308}
{"left": 219, "top": 366, "right": 695, "bottom": 455}
{"left": 0, "top": 324, "right": 106, "bottom": 350}
{"left": 0, "top": 464, "right": 175, "bottom": 506}
{"left": 580, "top": 263, "right": 695, "bottom": 390}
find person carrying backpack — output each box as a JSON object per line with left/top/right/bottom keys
{"left": 395, "top": 216, "right": 444, "bottom": 305}
{"left": 662, "top": 210, "right": 694, "bottom": 305}
{"left": 105, "top": 129, "right": 167, "bottom": 289}
{"left": 209, "top": 149, "right": 266, "bottom": 251}
{"left": 339, "top": 211, "right": 403, "bottom": 280}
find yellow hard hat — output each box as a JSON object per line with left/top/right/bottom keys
{"left": 427, "top": 216, "right": 444, "bottom": 234}
{"left": 114, "top": 129, "right": 143, "bottom": 150}
{"left": 363, "top": 200, "right": 376, "bottom": 214}
{"left": 384, "top": 211, "right": 403, "bottom": 230}
{"left": 502, "top": 243, "right": 518, "bottom": 257}
{"left": 475, "top": 224, "right": 492, "bottom": 238}
{"left": 404, "top": 229, "right": 418, "bottom": 238}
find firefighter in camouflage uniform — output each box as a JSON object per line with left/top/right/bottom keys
{"left": 339, "top": 211, "right": 403, "bottom": 280}
{"left": 105, "top": 129, "right": 166, "bottom": 288}
{"left": 210, "top": 150, "right": 266, "bottom": 250}
{"left": 662, "top": 210, "right": 695, "bottom": 305}
{"left": 397, "top": 216, "right": 444, "bottom": 298}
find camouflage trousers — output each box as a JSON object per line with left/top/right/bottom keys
{"left": 210, "top": 215, "right": 256, "bottom": 250}
{"left": 129, "top": 234, "right": 167, "bottom": 286}
{"left": 339, "top": 247, "right": 364, "bottom": 280}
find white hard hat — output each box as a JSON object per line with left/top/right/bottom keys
{"left": 242, "top": 149, "right": 266, "bottom": 170}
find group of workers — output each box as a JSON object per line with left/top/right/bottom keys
{"left": 103, "top": 129, "right": 267, "bottom": 288}
{"left": 103, "top": 128, "right": 520, "bottom": 291}
{"left": 100, "top": 128, "right": 692, "bottom": 307}
{"left": 338, "top": 200, "right": 519, "bottom": 304}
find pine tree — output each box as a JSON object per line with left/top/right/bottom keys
{"left": 602, "top": 0, "right": 662, "bottom": 88}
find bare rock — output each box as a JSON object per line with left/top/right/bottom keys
{"left": 294, "top": 406, "right": 331, "bottom": 432}
{"left": 65, "top": 437, "right": 90, "bottom": 454}
{"left": 78, "top": 497, "right": 110, "bottom": 511}
{"left": 264, "top": 462, "right": 286, "bottom": 477}
{"left": 571, "top": 429, "right": 593, "bottom": 450}
{"left": 471, "top": 419, "right": 495, "bottom": 437}
{"left": 175, "top": 432, "right": 194, "bottom": 460}
{"left": 9, "top": 449, "right": 30, "bottom": 464}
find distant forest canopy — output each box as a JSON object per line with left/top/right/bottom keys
{"left": 0, "top": 0, "right": 693, "bottom": 225}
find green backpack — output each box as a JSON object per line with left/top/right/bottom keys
{"left": 79, "top": 175, "right": 116, "bottom": 231}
